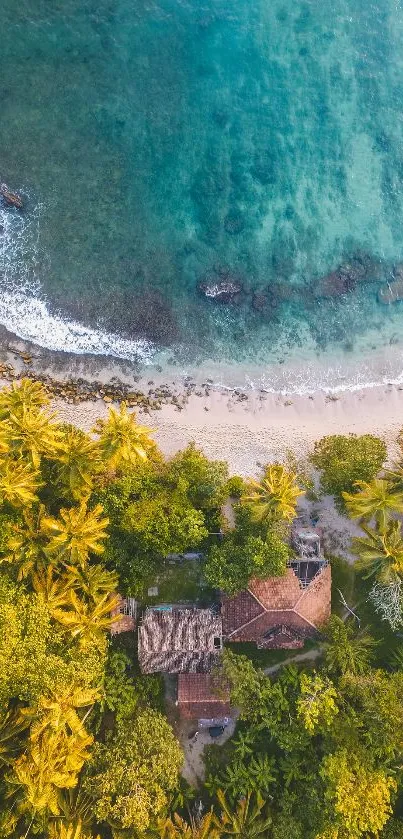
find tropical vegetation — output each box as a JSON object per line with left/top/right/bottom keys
{"left": 0, "top": 380, "right": 401, "bottom": 838}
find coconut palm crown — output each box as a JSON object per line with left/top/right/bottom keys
{"left": 93, "top": 403, "right": 155, "bottom": 471}
{"left": 353, "top": 519, "right": 403, "bottom": 584}
{"left": 342, "top": 478, "right": 403, "bottom": 529}
{"left": 42, "top": 503, "right": 109, "bottom": 568}
{"left": 241, "top": 464, "right": 303, "bottom": 524}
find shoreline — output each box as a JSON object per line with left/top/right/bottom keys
{"left": 53, "top": 380, "right": 403, "bottom": 476}
{"left": 0, "top": 331, "right": 401, "bottom": 477}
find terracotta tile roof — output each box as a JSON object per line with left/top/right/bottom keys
{"left": 221, "top": 589, "right": 264, "bottom": 635}
{"left": 177, "top": 674, "right": 231, "bottom": 719}
{"left": 249, "top": 570, "right": 302, "bottom": 610}
{"left": 222, "top": 563, "right": 331, "bottom": 644}
{"left": 226, "top": 609, "right": 314, "bottom": 642}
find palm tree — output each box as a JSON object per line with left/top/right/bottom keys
{"left": 8, "top": 728, "right": 93, "bottom": 818}
{"left": 51, "top": 426, "right": 100, "bottom": 501}
{"left": 323, "top": 615, "right": 376, "bottom": 676}
{"left": 158, "top": 811, "right": 220, "bottom": 839}
{"left": 389, "top": 645, "right": 403, "bottom": 671}
{"left": 66, "top": 563, "right": 118, "bottom": 603}
{"left": 42, "top": 503, "right": 109, "bottom": 568}
{"left": 0, "top": 378, "right": 50, "bottom": 419}
{"left": 93, "top": 402, "right": 155, "bottom": 471}
{"left": 5, "top": 505, "right": 50, "bottom": 580}
{"left": 49, "top": 786, "right": 98, "bottom": 839}
{"left": 0, "top": 457, "right": 42, "bottom": 508}
{"left": 0, "top": 423, "right": 11, "bottom": 455}
{"left": 247, "top": 755, "right": 276, "bottom": 796}
{"left": 233, "top": 730, "right": 255, "bottom": 761}
{"left": 25, "top": 683, "right": 99, "bottom": 743}
{"left": 0, "top": 709, "right": 28, "bottom": 768}
{"left": 32, "top": 567, "right": 73, "bottom": 613}
{"left": 342, "top": 478, "right": 403, "bottom": 529}
{"left": 50, "top": 589, "right": 119, "bottom": 648}
{"left": 353, "top": 519, "right": 403, "bottom": 583}
{"left": 213, "top": 790, "right": 272, "bottom": 838}
{"left": 241, "top": 465, "right": 303, "bottom": 525}
{"left": 7, "top": 405, "right": 60, "bottom": 468}
{"left": 48, "top": 821, "right": 95, "bottom": 839}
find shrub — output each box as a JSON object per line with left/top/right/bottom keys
{"left": 311, "top": 434, "right": 386, "bottom": 501}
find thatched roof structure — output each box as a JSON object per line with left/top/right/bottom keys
{"left": 138, "top": 607, "right": 223, "bottom": 674}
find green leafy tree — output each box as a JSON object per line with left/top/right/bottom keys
{"left": 353, "top": 520, "right": 403, "bottom": 583}
{"left": 296, "top": 673, "right": 339, "bottom": 735}
{"left": 311, "top": 434, "right": 386, "bottom": 500}
{"left": 166, "top": 443, "right": 228, "bottom": 512}
{"left": 0, "top": 572, "right": 106, "bottom": 707}
{"left": 341, "top": 670, "right": 403, "bottom": 763}
{"left": 323, "top": 616, "right": 376, "bottom": 677}
{"left": 122, "top": 492, "right": 207, "bottom": 557}
{"left": 205, "top": 532, "right": 288, "bottom": 594}
{"left": 242, "top": 464, "right": 303, "bottom": 524}
{"left": 84, "top": 710, "right": 183, "bottom": 834}
{"left": 342, "top": 478, "right": 403, "bottom": 528}
{"left": 320, "top": 749, "right": 396, "bottom": 839}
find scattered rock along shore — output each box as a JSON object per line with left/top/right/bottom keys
{"left": 0, "top": 347, "right": 251, "bottom": 415}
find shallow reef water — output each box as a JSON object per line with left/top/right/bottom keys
{"left": 2, "top": 0, "right": 403, "bottom": 390}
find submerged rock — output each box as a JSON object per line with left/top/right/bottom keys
{"left": 198, "top": 277, "right": 243, "bottom": 303}
{"left": 314, "top": 267, "right": 355, "bottom": 298}
{"left": 314, "top": 253, "right": 383, "bottom": 298}
{"left": 0, "top": 183, "right": 23, "bottom": 209}
{"left": 252, "top": 290, "right": 269, "bottom": 312}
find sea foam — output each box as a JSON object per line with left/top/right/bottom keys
{"left": 0, "top": 198, "right": 155, "bottom": 363}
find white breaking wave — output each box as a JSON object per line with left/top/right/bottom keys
{"left": 2, "top": 193, "right": 403, "bottom": 392}
{"left": 0, "top": 289, "right": 155, "bottom": 362}
{"left": 0, "top": 195, "right": 155, "bottom": 363}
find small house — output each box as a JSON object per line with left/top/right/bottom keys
{"left": 110, "top": 595, "right": 137, "bottom": 636}
{"left": 222, "top": 528, "right": 331, "bottom": 649}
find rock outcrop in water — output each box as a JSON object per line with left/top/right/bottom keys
{"left": 198, "top": 267, "right": 243, "bottom": 303}
{"left": 0, "top": 183, "right": 23, "bottom": 209}
{"left": 314, "top": 253, "right": 383, "bottom": 298}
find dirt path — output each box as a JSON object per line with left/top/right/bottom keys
{"left": 263, "top": 645, "right": 323, "bottom": 676}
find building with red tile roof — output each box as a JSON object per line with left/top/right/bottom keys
{"left": 177, "top": 673, "right": 231, "bottom": 722}
{"left": 222, "top": 558, "right": 331, "bottom": 649}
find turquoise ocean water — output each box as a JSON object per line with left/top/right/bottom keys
{"left": 2, "top": 0, "right": 403, "bottom": 391}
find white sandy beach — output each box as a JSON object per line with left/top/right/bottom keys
{"left": 52, "top": 381, "right": 403, "bottom": 477}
